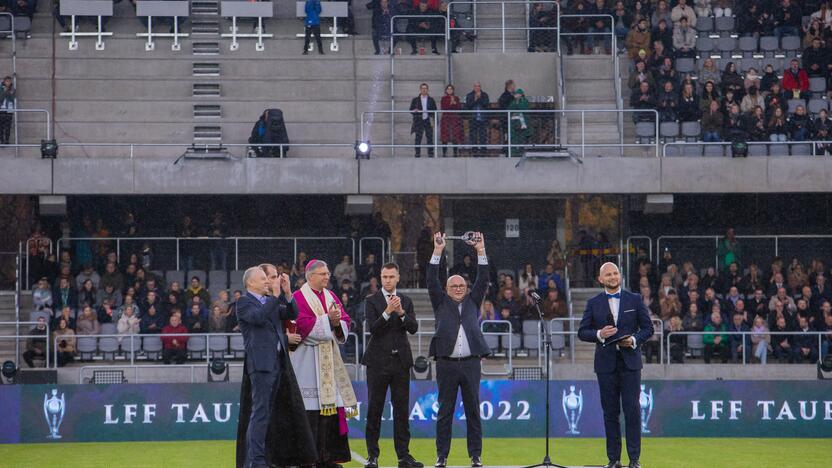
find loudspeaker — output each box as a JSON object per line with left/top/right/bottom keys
{"left": 39, "top": 196, "right": 67, "bottom": 216}
{"left": 731, "top": 140, "right": 748, "bottom": 158}
{"left": 345, "top": 195, "right": 374, "bottom": 215}
{"left": 644, "top": 194, "right": 674, "bottom": 214}
{"left": 18, "top": 369, "right": 58, "bottom": 384}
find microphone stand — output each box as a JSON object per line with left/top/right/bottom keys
{"left": 522, "top": 293, "right": 567, "bottom": 468}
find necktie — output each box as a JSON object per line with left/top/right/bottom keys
{"left": 607, "top": 293, "right": 621, "bottom": 299}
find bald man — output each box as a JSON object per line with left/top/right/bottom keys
{"left": 578, "top": 262, "right": 653, "bottom": 468}
{"left": 428, "top": 232, "right": 491, "bottom": 468}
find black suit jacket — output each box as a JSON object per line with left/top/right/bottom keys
{"left": 578, "top": 290, "right": 654, "bottom": 374}
{"left": 427, "top": 260, "right": 491, "bottom": 358}
{"left": 237, "top": 292, "right": 297, "bottom": 373}
{"left": 409, "top": 95, "right": 437, "bottom": 131}
{"left": 362, "top": 290, "right": 419, "bottom": 368}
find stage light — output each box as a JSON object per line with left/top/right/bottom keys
{"left": 819, "top": 355, "right": 832, "bottom": 380}
{"left": 40, "top": 139, "right": 58, "bottom": 159}
{"left": 208, "top": 358, "right": 229, "bottom": 383}
{"left": 354, "top": 140, "right": 371, "bottom": 159}
{"left": 2, "top": 360, "right": 17, "bottom": 384}
{"left": 411, "top": 356, "right": 431, "bottom": 380}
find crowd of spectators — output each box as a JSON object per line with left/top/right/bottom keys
{"left": 618, "top": 0, "right": 832, "bottom": 149}
{"left": 631, "top": 228, "right": 832, "bottom": 364}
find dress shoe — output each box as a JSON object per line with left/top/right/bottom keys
{"left": 365, "top": 457, "right": 378, "bottom": 468}
{"left": 399, "top": 454, "right": 424, "bottom": 468}
{"left": 471, "top": 456, "right": 483, "bottom": 467}
{"left": 628, "top": 461, "right": 641, "bottom": 468}
{"left": 603, "top": 462, "right": 622, "bottom": 468}
{"left": 435, "top": 457, "right": 447, "bottom": 467}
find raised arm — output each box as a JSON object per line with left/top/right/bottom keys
{"left": 427, "top": 232, "right": 447, "bottom": 311}
{"left": 468, "top": 232, "right": 489, "bottom": 307}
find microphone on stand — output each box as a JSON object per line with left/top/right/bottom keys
{"left": 529, "top": 291, "right": 542, "bottom": 303}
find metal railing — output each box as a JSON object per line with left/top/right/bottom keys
{"left": 361, "top": 108, "right": 659, "bottom": 158}
{"left": 78, "top": 363, "right": 244, "bottom": 384}
{"left": 665, "top": 330, "right": 829, "bottom": 366}
{"left": 549, "top": 316, "right": 664, "bottom": 365}
{"left": 1, "top": 327, "right": 50, "bottom": 369}
{"left": 663, "top": 140, "right": 832, "bottom": 157}
{"left": 0, "top": 142, "right": 355, "bottom": 159}
{"left": 446, "top": 1, "right": 559, "bottom": 53}
{"left": 480, "top": 319, "right": 513, "bottom": 376}
{"left": 624, "top": 235, "right": 653, "bottom": 287}
{"left": 346, "top": 332, "right": 361, "bottom": 379}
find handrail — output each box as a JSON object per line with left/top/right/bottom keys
{"left": 480, "top": 319, "right": 512, "bottom": 376}
{"left": 346, "top": 332, "right": 361, "bottom": 379}
{"left": 78, "top": 363, "right": 244, "bottom": 384}
{"left": 389, "top": 14, "right": 449, "bottom": 158}
{"left": 549, "top": 317, "right": 664, "bottom": 364}
{"left": 663, "top": 140, "right": 832, "bottom": 157}
{"left": 625, "top": 235, "right": 653, "bottom": 286}
{"left": 0, "top": 325, "right": 50, "bottom": 368}
{"left": 361, "top": 108, "right": 659, "bottom": 158}
{"left": 447, "top": 1, "right": 560, "bottom": 53}
{"left": 655, "top": 234, "right": 832, "bottom": 270}
{"left": 665, "top": 330, "right": 828, "bottom": 366}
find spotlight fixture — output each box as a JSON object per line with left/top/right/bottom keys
{"left": 1, "top": 360, "right": 17, "bottom": 384}
{"left": 40, "top": 139, "right": 58, "bottom": 159}
{"left": 208, "top": 358, "right": 229, "bottom": 382}
{"left": 354, "top": 140, "right": 371, "bottom": 159}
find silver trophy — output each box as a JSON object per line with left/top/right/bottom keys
{"left": 562, "top": 385, "right": 582, "bottom": 435}
{"left": 441, "top": 231, "right": 482, "bottom": 244}
{"left": 639, "top": 384, "right": 653, "bottom": 434}
{"left": 43, "top": 389, "right": 65, "bottom": 439}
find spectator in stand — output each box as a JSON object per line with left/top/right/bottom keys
{"left": 654, "top": 57, "right": 677, "bottom": 89}
{"left": 692, "top": 0, "right": 710, "bottom": 18}
{"left": 479, "top": 299, "right": 497, "bottom": 323}
{"left": 161, "top": 313, "right": 189, "bottom": 364}
{"left": 97, "top": 299, "right": 117, "bottom": 325}
{"left": 140, "top": 305, "right": 165, "bottom": 334}
{"left": 670, "top": 0, "right": 696, "bottom": 28}
{"left": 652, "top": 19, "right": 673, "bottom": 57}
{"left": 767, "top": 106, "right": 789, "bottom": 142}
{"left": 718, "top": 262, "right": 741, "bottom": 296}
{"left": 749, "top": 315, "right": 771, "bottom": 364}
{"left": 728, "top": 313, "right": 750, "bottom": 362}
{"left": 651, "top": 0, "right": 670, "bottom": 29}
{"left": 587, "top": 0, "right": 612, "bottom": 54}
{"left": 449, "top": 254, "right": 476, "bottom": 283}
{"left": 76, "top": 305, "right": 101, "bottom": 335}
{"left": 656, "top": 81, "right": 677, "bottom": 121}
{"left": 793, "top": 315, "right": 819, "bottom": 363}
{"left": 211, "top": 289, "right": 230, "bottom": 315}
{"left": 716, "top": 229, "right": 741, "bottom": 274}
{"left": 737, "top": 4, "right": 764, "bottom": 37}
{"left": 368, "top": 0, "right": 396, "bottom": 55}
{"left": 440, "top": 84, "right": 464, "bottom": 157}
{"left": 796, "top": 298, "right": 813, "bottom": 326}
{"left": 302, "top": 0, "right": 325, "bottom": 55}
{"left": 465, "top": 82, "right": 490, "bottom": 157}
{"left": 746, "top": 106, "right": 768, "bottom": 141}
{"left": 32, "top": 278, "right": 53, "bottom": 310}
{"left": 22, "top": 317, "right": 48, "bottom": 367}
{"left": 643, "top": 308, "right": 663, "bottom": 364}
{"left": 802, "top": 37, "right": 829, "bottom": 78}
{"left": 185, "top": 302, "right": 208, "bottom": 334}
{"left": 703, "top": 311, "right": 730, "bottom": 363}
{"left": 788, "top": 105, "right": 811, "bottom": 141}
{"left": 630, "top": 81, "right": 655, "bottom": 123}
{"left": 628, "top": 60, "right": 655, "bottom": 92}
{"left": 541, "top": 288, "right": 567, "bottom": 320}
{"left": 677, "top": 82, "right": 700, "bottom": 122}
{"left": 666, "top": 316, "right": 685, "bottom": 363}
{"left": 538, "top": 263, "right": 563, "bottom": 292}
{"left": 563, "top": 0, "right": 588, "bottom": 55}
{"left": 813, "top": 276, "right": 832, "bottom": 303}
{"left": 770, "top": 315, "right": 793, "bottom": 362}
{"left": 683, "top": 302, "right": 704, "bottom": 333}
{"left": 140, "top": 290, "right": 161, "bottom": 316}
{"left": 820, "top": 312, "right": 832, "bottom": 361}
{"left": 96, "top": 283, "right": 122, "bottom": 310}
{"left": 338, "top": 278, "right": 360, "bottom": 306}
{"left": 53, "top": 317, "right": 76, "bottom": 367}
{"left": 782, "top": 59, "right": 810, "bottom": 99}
{"left": 760, "top": 65, "right": 779, "bottom": 97}
{"left": 647, "top": 40, "right": 670, "bottom": 73}
{"left": 209, "top": 304, "right": 228, "bottom": 332}
{"left": 409, "top": 83, "right": 437, "bottom": 158}
{"left": 610, "top": 1, "right": 628, "bottom": 52}
{"left": 640, "top": 285, "right": 660, "bottom": 317}
{"left": 659, "top": 289, "right": 682, "bottom": 321}
{"left": 74, "top": 264, "right": 100, "bottom": 291}
{"left": 672, "top": 17, "right": 696, "bottom": 59}
{"left": 77, "top": 279, "right": 97, "bottom": 309}
{"left": 408, "top": 0, "right": 440, "bottom": 55}
{"left": 740, "top": 86, "right": 765, "bottom": 115}
{"left": 185, "top": 276, "right": 211, "bottom": 305}
{"left": 518, "top": 263, "right": 538, "bottom": 291}
{"left": 714, "top": 0, "right": 732, "bottom": 17}
{"left": 116, "top": 295, "right": 140, "bottom": 324}
{"left": 358, "top": 252, "right": 381, "bottom": 284}
{"left": 721, "top": 63, "right": 744, "bottom": 98}
{"left": 788, "top": 259, "right": 809, "bottom": 291}
{"left": 0, "top": 75, "right": 15, "bottom": 145}
{"left": 701, "top": 100, "right": 724, "bottom": 142}
{"left": 117, "top": 306, "right": 141, "bottom": 337}
{"left": 208, "top": 212, "right": 228, "bottom": 271}
{"left": 773, "top": 0, "right": 802, "bottom": 39}
{"left": 100, "top": 262, "right": 124, "bottom": 292}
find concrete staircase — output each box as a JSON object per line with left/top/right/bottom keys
{"left": 0, "top": 292, "right": 21, "bottom": 365}
{"left": 561, "top": 55, "right": 622, "bottom": 157}
{"left": 191, "top": 0, "right": 223, "bottom": 143}
{"left": 567, "top": 287, "right": 602, "bottom": 363}
{"left": 470, "top": 2, "right": 529, "bottom": 52}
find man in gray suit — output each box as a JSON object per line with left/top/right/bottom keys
{"left": 428, "top": 232, "right": 491, "bottom": 468}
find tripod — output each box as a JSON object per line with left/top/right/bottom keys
{"left": 522, "top": 295, "right": 567, "bottom": 468}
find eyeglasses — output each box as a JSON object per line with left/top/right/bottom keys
{"left": 448, "top": 284, "right": 467, "bottom": 289}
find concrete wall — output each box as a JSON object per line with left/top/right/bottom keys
{"left": 451, "top": 53, "right": 559, "bottom": 99}
{"left": 3, "top": 156, "right": 832, "bottom": 195}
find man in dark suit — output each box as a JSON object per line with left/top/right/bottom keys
{"left": 578, "top": 262, "right": 653, "bottom": 468}
{"left": 428, "top": 232, "right": 491, "bottom": 468}
{"left": 362, "top": 262, "right": 423, "bottom": 468}
{"left": 237, "top": 266, "right": 297, "bottom": 468}
{"left": 410, "top": 83, "right": 437, "bottom": 158}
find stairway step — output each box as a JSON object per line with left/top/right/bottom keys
{"left": 193, "top": 62, "right": 220, "bottom": 77}
{"left": 194, "top": 104, "right": 222, "bottom": 118}
{"left": 192, "top": 42, "right": 220, "bottom": 55}
{"left": 194, "top": 125, "right": 222, "bottom": 140}
{"left": 193, "top": 83, "right": 221, "bottom": 97}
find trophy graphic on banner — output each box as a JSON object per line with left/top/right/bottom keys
{"left": 562, "top": 385, "right": 582, "bottom": 435}
{"left": 43, "top": 389, "right": 66, "bottom": 439}
{"left": 639, "top": 384, "right": 653, "bottom": 434}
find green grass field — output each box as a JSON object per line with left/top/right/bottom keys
{"left": 0, "top": 438, "right": 825, "bottom": 468}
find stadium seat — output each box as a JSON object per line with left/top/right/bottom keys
{"left": 740, "top": 58, "right": 760, "bottom": 74}
{"left": 0, "top": 15, "right": 10, "bottom": 33}
{"left": 188, "top": 270, "right": 207, "bottom": 286}
{"left": 809, "top": 77, "right": 827, "bottom": 94}
{"left": 687, "top": 333, "right": 704, "bottom": 357}
{"left": 663, "top": 145, "right": 682, "bottom": 157}
{"left": 703, "top": 145, "right": 725, "bottom": 157}
{"left": 760, "top": 36, "right": 779, "bottom": 56}
{"left": 150, "top": 270, "right": 165, "bottom": 283}
{"left": 142, "top": 336, "right": 163, "bottom": 360}
{"left": 484, "top": 333, "right": 500, "bottom": 351}
{"left": 676, "top": 58, "right": 695, "bottom": 74}
{"left": 229, "top": 270, "right": 244, "bottom": 287}
{"left": 696, "top": 16, "right": 714, "bottom": 35}
{"left": 522, "top": 320, "right": 541, "bottom": 355}
{"left": 790, "top": 144, "right": 813, "bottom": 156}
{"left": 681, "top": 121, "right": 701, "bottom": 141}
{"left": 748, "top": 143, "right": 769, "bottom": 157}
{"left": 13, "top": 16, "right": 31, "bottom": 37}
{"left": 101, "top": 323, "right": 117, "bottom": 335}
{"left": 716, "top": 37, "right": 737, "bottom": 58}
{"left": 77, "top": 337, "right": 97, "bottom": 360}
{"left": 714, "top": 16, "right": 735, "bottom": 36}
{"left": 761, "top": 57, "right": 782, "bottom": 72}
{"left": 120, "top": 336, "right": 141, "bottom": 359}
{"left": 208, "top": 270, "right": 228, "bottom": 289}
{"left": 808, "top": 98, "right": 828, "bottom": 114}
{"left": 635, "top": 122, "right": 655, "bottom": 143}
{"left": 738, "top": 36, "right": 758, "bottom": 57}
{"left": 187, "top": 335, "right": 207, "bottom": 359}
{"left": 166, "top": 270, "right": 186, "bottom": 287}
{"left": 781, "top": 36, "right": 801, "bottom": 54}
{"left": 682, "top": 144, "right": 703, "bottom": 156}
{"left": 787, "top": 99, "right": 805, "bottom": 114}
{"left": 208, "top": 335, "right": 228, "bottom": 358}
{"left": 99, "top": 337, "right": 119, "bottom": 360}
{"left": 230, "top": 335, "right": 245, "bottom": 358}
{"left": 696, "top": 37, "right": 714, "bottom": 55}
{"left": 660, "top": 121, "right": 680, "bottom": 140}
{"left": 549, "top": 321, "right": 565, "bottom": 353}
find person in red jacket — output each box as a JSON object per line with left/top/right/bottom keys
{"left": 161, "top": 313, "right": 189, "bottom": 364}
{"left": 782, "top": 59, "right": 811, "bottom": 99}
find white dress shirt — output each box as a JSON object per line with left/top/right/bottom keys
{"left": 421, "top": 95, "right": 429, "bottom": 120}
{"left": 596, "top": 288, "right": 637, "bottom": 347}
{"left": 430, "top": 252, "right": 488, "bottom": 358}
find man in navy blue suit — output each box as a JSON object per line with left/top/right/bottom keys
{"left": 237, "top": 266, "right": 297, "bottom": 468}
{"left": 578, "top": 262, "right": 653, "bottom": 468}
